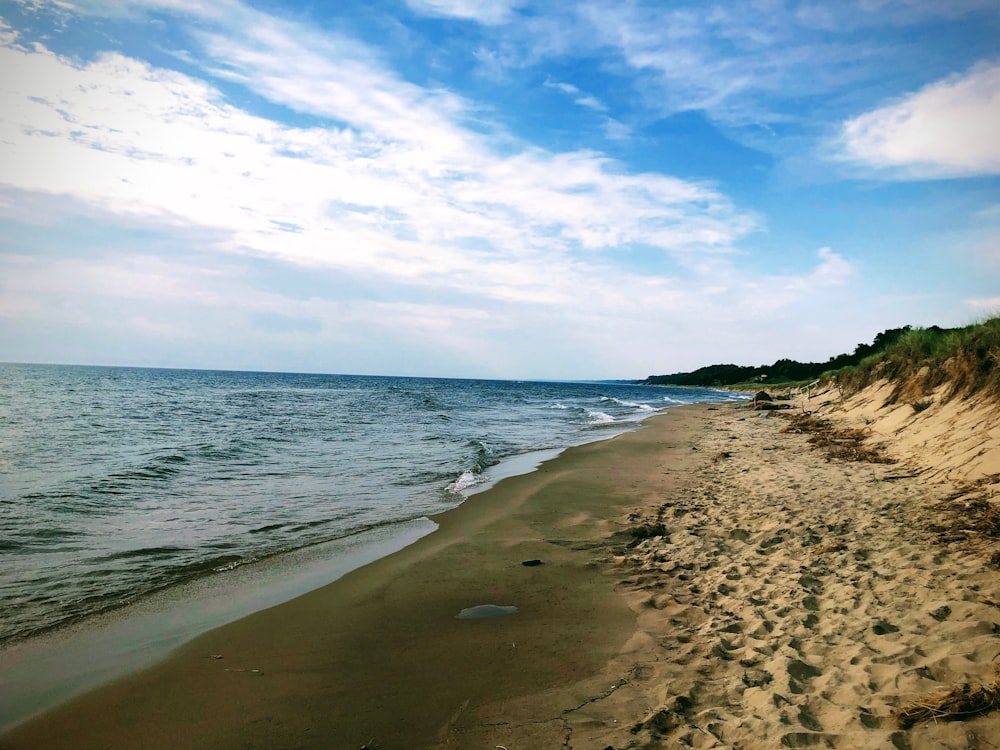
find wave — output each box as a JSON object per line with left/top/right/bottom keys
{"left": 444, "top": 439, "right": 502, "bottom": 495}
{"left": 249, "top": 523, "right": 287, "bottom": 535}
{"left": 108, "top": 453, "right": 189, "bottom": 482}
{"left": 288, "top": 517, "right": 338, "bottom": 533}
{"left": 585, "top": 409, "right": 616, "bottom": 424}
{"left": 89, "top": 545, "right": 191, "bottom": 563}
{"left": 29, "top": 527, "right": 82, "bottom": 540}
{"left": 469, "top": 439, "right": 499, "bottom": 474}
{"left": 600, "top": 396, "right": 657, "bottom": 412}
{"left": 446, "top": 470, "right": 478, "bottom": 494}
{"left": 600, "top": 396, "right": 632, "bottom": 406}
{"left": 212, "top": 556, "right": 258, "bottom": 572}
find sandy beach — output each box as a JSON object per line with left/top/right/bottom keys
{"left": 4, "top": 385, "right": 1000, "bottom": 749}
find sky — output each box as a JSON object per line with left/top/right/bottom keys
{"left": 0, "top": 0, "right": 998, "bottom": 379}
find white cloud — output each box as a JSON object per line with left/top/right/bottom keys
{"left": 601, "top": 117, "right": 631, "bottom": 141}
{"left": 808, "top": 247, "right": 855, "bottom": 285}
{"left": 0, "top": 19, "right": 755, "bottom": 310}
{"left": 466, "top": 0, "right": 997, "bottom": 141}
{"left": 13, "top": 0, "right": 78, "bottom": 11}
{"left": 840, "top": 61, "right": 1000, "bottom": 177}
{"left": 575, "top": 95, "right": 606, "bottom": 112}
{"left": 544, "top": 78, "right": 608, "bottom": 112}
{"left": 403, "top": 0, "right": 523, "bottom": 25}
{"left": 0, "top": 0, "right": 873, "bottom": 376}
{"left": 0, "top": 242, "right": 861, "bottom": 376}
{"left": 966, "top": 297, "right": 1000, "bottom": 311}
{"left": 567, "top": 2, "right": 868, "bottom": 126}
{"left": 545, "top": 79, "right": 579, "bottom": 96}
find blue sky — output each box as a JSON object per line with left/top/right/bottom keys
{"left": 0, "top": 0, "right": 998, "bottom": 379}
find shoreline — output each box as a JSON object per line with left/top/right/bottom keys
{"left": 2, "top": 367, "right": 717, "bottom": 664}
{"left": 0, "top": 517, "right": 437, "bottom": 733}
{"left": 4, "top": 396, "right": 999, "bottom": 748}
{"left": 1, "top": 405, "right": 713, "bottom": 748}
{"left": 0, "top": 431, "right": 633, "bottom": 733}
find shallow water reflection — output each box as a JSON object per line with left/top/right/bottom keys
{"left": 455, "top": 604, "right": 519, "bottom": 619}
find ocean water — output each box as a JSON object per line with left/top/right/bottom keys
{"left": 0, "top": 363, "right": 745, "bottom": 646}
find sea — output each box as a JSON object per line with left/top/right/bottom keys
{"left": 0, "top": 363, "right": 746, "bottom": 648}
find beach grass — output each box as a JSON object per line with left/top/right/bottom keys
{"left": 836, "top": 314, "right": 1000, "bottom": 402}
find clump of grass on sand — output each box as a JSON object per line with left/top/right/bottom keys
{"left": 781, "top": 413, "right": 896, "bottom": 464}
{"left": 895, "top": 668, "right": 1000, "bottom": 729}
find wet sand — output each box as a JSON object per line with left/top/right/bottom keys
{"left": 4, "top": 394, "right": 1000, "bottom": 749}
{"left": 1, "top": 406, "right": 709, "bottom": 749}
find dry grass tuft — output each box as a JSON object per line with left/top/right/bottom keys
{"left": 928, "top": 476, "right": 1000, "bottom": 563}
{"left": 781, "top": 414, "right": 896, "bottom": 464}
{"left": 894, "top": 668, "right": 1000, "bottom": 729}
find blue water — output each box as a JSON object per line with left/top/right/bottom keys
{"left": 0, "top": 363, "right": 746, "bottom": 645}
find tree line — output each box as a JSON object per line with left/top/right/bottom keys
{"left": 644, "top": 326, "right": 913, "bottom": 387}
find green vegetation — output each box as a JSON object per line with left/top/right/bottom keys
{"left": 646, "top": 316, "right": 1000, "bottom": 402}
{"left": 644, "top": 326, "right": 911, "bottom": 387}
{"left": 836, "top": 315, "right": 1000, "bottom": 402}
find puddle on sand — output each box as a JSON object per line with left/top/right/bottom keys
{"left": 455, "top": 604, "right": 519, "bottom": 619}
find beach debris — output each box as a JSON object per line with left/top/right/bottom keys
{"left": 894, "top": 668, "right": 1000, "bottom": 728}
{"left": 209, "top": 654, "right": 223, "bottom": 659}
{"left": 927, "top": 477, "right": 1000, "bottom": 562}
{"left": 357, "top": 740, "right": 381, "bottom": 750}
{"left": 752, "top": 390, "right": 794, "bottom": 411}
{"left": 521, "top": 558, "right": 543, "bottom": 566}
{"left": 781, "top": 413, "right": 896, "bottom": 463}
